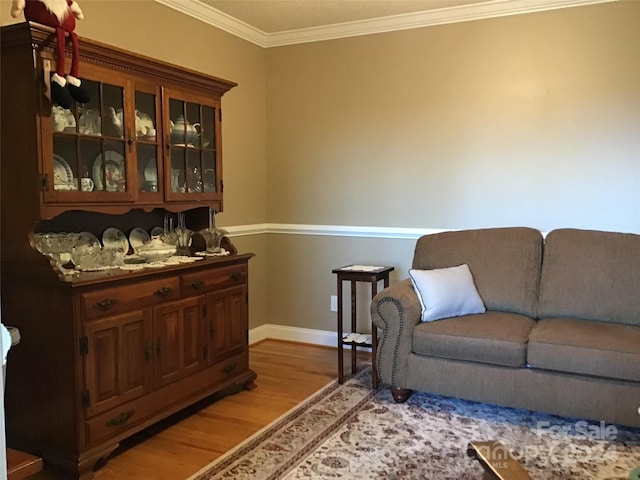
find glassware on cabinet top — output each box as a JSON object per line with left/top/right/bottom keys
{"left": 199, "top": 208, "right": 228, "bottom": 254}
{"left": 33, "top": 232, "right": 78, "bottom": 266}
{"left": 135, "top": 236, "right": 176, "bottom": 262}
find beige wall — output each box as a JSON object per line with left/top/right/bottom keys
{"left": 264, "top": 1, "right": 640, "bottom": 332}
{"left": 2, "top": 1, "right": 639, "bottom": 334}
{"left": 266, "top": 2, "right": 639, "bottom": 232}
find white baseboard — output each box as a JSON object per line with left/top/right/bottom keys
{"left": 249, "top": 324, "right": 371, "bottom": 351}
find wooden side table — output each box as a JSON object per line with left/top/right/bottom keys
{"left": 332, "top": 265, "right": 394, "bottom": 389}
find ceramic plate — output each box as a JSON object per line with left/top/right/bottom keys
{"left": 129, "top": 227, "right": 150, "bottom": 252}
{"left": 73, "top": 231, "right": 100, "bottom": 251}
{"left": 93, "top": 151, "right": 125, "bottom": 191}
{"left": 53, "top": 154, "right": 74, "bottom": 188}
{"left": 102, "top": 227, "right": 129, "bottom": 253}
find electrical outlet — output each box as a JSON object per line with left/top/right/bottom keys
{"left": 330, "top": 295, "right": 338, "bottom": 312}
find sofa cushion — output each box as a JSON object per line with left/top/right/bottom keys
{"left": 409, "top": 265, "right": 486, "bottom": 322}
{"left": 527, "top": 318, "right": 640, "bottom": 382}
{"left": 412, "top": 227, "right": 543, "bottom": 318}
{"left": 538, "top": 228, "right": 640, "bottom": 327}
{"left": 413, "top": 311, "right": 535, "bottom": 367}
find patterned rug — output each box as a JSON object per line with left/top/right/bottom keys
{"left": 188, "top": 364, "right": 640, "bottom": 480}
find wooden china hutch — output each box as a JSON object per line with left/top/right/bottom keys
{"left": 1, "top": 22, "right": 256, "bottom": 479}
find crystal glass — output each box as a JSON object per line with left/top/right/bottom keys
{"left": 33, "top": 232, "right": 78, "bottom": 266}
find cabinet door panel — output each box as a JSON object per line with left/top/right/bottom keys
{"left": 207, "top": 293, "right": 227, "bottom": 363}
{"left": 83, "top": 309, "right": 153, "bottom": 418}
{"left": 206, "top": 285, "right": 247, "bottom": 365}
{"left": 183, "top": 301, "right": 204, "bottom": 370}
{"left": 153, "top": 296, "right": 206, "bottom": 388}
{"left": 163, "top": 88, "right": 222, "bottom": 203}
{"left": 43, "top": 63, "right": 137, "bottom": 203}
{"left": 228, "top": 289, "right": 247, "bottom": 355}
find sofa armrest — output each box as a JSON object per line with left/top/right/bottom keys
{"left": 371, "top": 279, "right": 421, "bottom": 388}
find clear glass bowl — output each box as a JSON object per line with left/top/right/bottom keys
{"left": 137, "top": 249, "right": 175, "bottom": 262}
{"left": 136, "top": 237, "right": 176, "bottom": 262}
{"left": 71, "top": 245, "right": 125, "bottom": 270}
{"left": 33, "top": 232, "right": 79, "bottom": 265}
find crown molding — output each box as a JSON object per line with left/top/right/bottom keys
{"left": 154, "top": 0, "right": 616, "bottom": 48}
{"left": 154, "top": 0, "right": 266, "bottom": 46}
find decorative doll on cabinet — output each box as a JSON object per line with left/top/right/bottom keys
{"left": 10, "top": 0, "right": 90, "bottom": 108}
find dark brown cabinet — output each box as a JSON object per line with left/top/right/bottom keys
{"left": 153, "top": 295, "right": 206, "bottom": 388}
{"left": 1, "top": 22, "right": 256, "bottom": 480}
{"left": 82, "top": 309, "right": 154, "bottom": 418}
{"left": 207, "top": 286, "right": 249, "bottom": 364}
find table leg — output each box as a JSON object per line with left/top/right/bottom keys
{"left": 350, "top": 280, "right": 357, "bottom": 374}
{"left": 371, "top": 278, "right": 379, "bottom": 389}
{"left": 337, "top": 277, "right": 344, "bottom": 384}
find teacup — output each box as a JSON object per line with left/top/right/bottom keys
{"left": 80, "top": 177, "right": 94, "bottom": 192}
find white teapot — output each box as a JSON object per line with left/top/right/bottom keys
{"left": 135, "top": 110, "right": 156, "bottom": 138}
{"left": 52, "top": 106, "right": 76, "bottom": 132}
{"left": 170, "top": 115, "right": 200, "bottom": 145}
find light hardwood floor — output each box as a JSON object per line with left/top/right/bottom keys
{"left": 32, "top": 340, "right": 368, "bottom": 480}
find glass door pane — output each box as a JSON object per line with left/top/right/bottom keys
{"left": 202, "top": 151, "right": 216, "bottom": 192}
{"left": 186, "top": 150, "right": 202, "bottom": 193}
{"left": 135, "top": 91, "right": 160, "bottom": 194}
{"left": 201, "top": 106, "right": 216, "bottom": 151}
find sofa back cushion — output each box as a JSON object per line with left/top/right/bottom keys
{"left": 538, "top": 228, "right": 640, "bottom": 326}
{"left": 412, "top": 227, "right": 543, "bottom": 318}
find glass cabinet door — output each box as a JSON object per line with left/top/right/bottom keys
{"left": 135, "top": 89, "right": 161, "bottom": 198}
{"left": 45, "top": 74, "right": 135, "bottom": 202}
{"left": 164, "top": 90, "right": 221, "bottom": 203}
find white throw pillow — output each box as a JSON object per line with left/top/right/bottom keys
{"left": 409, "top": 264, "right": 486, "bottom": 322}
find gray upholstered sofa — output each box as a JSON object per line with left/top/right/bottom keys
{"left": 371, "top": 227, "right": 640, "bottom": 427}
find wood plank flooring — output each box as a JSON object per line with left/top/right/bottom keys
{"left": 31, "top": 340, "right": 368, "bottom": 480}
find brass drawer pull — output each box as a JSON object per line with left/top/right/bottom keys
{"left": 154, "top": 286, "right": 172, "bottom": 298}
{"left": 223, "top": 362, "right": 237, "bottom": 374}
{"left": 190, "top": 280, "right": 205, "bottom": 290}
{"left": 231, "top": 272, "right": 242, "bottom": 281}
{"left": 93, "top": 298, "right": 118, "bottom": 311}
{"left": 106, "top": 409, "right": 135, "bottom": 427}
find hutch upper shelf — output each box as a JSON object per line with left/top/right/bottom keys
{"left": 1, "top": 21, "right": 236, "bottom": 221}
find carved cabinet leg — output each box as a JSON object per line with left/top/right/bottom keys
{"left": 77, "top": 443, "right": 120, "bottom": 480}
{"left": 390, "top": 387, "right": 413, "bottom": 403}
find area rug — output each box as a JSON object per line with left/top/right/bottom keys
{"left": 188, "top": 364, "right": 640, "bottom": 480}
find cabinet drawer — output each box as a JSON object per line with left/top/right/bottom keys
{"left": 85, "top": 353, "right": 249, "bottom": 446}
{"left": 181, "top": 264, "right": 247, "bottom": 296}
{"left": 80, "top": 277, "right": 181, "bottom": 320}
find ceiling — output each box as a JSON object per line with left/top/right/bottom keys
{"left": 154, "top": 0, "right": 614, "bottom": 47}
